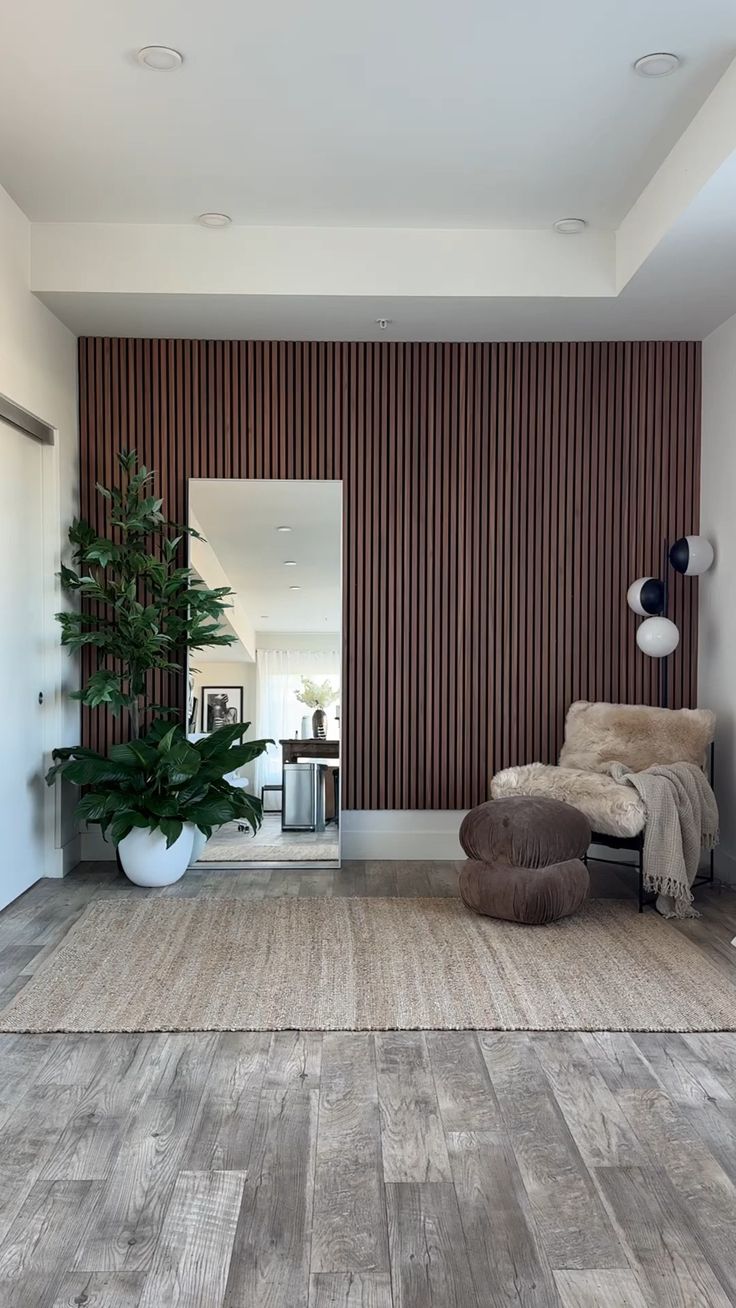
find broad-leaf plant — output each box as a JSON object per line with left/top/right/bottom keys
{"left": 48, "top": 450, "right": 272, "bottom": 846}
{"left": 48, "top": 721, "right": 271, "bottom": 847}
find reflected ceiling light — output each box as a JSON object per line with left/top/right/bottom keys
{"left": 289, "top": 585, "right": 302, "bottom": 591}
{"left": 276, "top": 525, "right": 292, "bottom": 533}
{"left": 260, "top": 614, "right": 269, "bottom": 619}
{"left": 553, "top": 218, "right": 587, "bottom": 235}
{"left": 634, "top": 52, "right": 680, "bottom": 77}
{"left": 283, "top": 560, "right": 297, "bottom": 566}
{"left": 197, "top": 212, "right": 231, "bottom": 227}
{"left": 136, "top": 45, "right": 183, "bottom": 70}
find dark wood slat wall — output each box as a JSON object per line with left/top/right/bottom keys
{"left": 78, "top": 338, "right": 701, "bottom": 811}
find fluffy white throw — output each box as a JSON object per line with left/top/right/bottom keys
{"left": 607, "top": 762, "right": 719, "bottom": 919}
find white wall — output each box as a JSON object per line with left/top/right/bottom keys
{"left": 700, "top": 310, "right": 736, "bottom": 883}
{"left": 0, "top": 182, "right": 79, "bottom": 888}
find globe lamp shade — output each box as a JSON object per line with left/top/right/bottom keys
{"left": 626, "top": 576, "right": 665, "bottom": 617}
{"left": 669, "top": 535, "right": 714, "bottom": 576}
{"left": 636, "top": 616, "right": 680, "bottom": 658}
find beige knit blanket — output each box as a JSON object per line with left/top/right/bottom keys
{"left": 608, "top": 762, "right": 719, "bottom": 919}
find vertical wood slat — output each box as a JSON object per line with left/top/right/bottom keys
{"left": 78, "top": 339, "right": 701, "bottom": 811}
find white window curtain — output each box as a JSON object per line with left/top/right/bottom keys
{"left": 255, "top": 648, "right": 341, "bottom": 798}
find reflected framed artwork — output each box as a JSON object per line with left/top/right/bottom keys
{"left": 202, "top": 686, "right": 244, "bottom": 732}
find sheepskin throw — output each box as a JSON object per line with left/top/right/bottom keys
{"left": 608, "top": 762, "right": 719, "bottom": 918}
{"left": 559, "top": 701, "right": 715, "bottom": 774}
{"left": 491, "top": 762, "right": 646, "bottom": 838}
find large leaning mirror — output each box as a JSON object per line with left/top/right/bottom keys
{"left": 187, "top": 479, "right": 342, "bottom": 869}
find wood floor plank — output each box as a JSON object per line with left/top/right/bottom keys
{"left": 426, "top": 1032, "right": 500, "bottom": 1131}
{"left": 579, "top": 1033, "right": 660, "bottom": 1092}
{"left": 386, "top": 1182, "right": 479, "bottom": 1308}
{"left": 40, "top": 1034, "right": 151, "bottom": 1181}
{"left": 0, "top": 1180, "right": 93, "bottom": 1286}
{"left": 616, "top": 1087, "right": 736, "bottom": 1302}
{"left": 311, "top": 1034, "right": 388, "bottom": 1275}
{"left": 73, "top": 1034, "right": 218, "bottom": 1272}
{"left": 375, "top": 1033, "right": 451, "bottom": 1183}
{"left": 632, "top": 1033, "right": 735, "bottom": 1106}
{"left": 184, "top": 1032, "right": 270, "bottom": 1170}
{"left": 138, "top": 1169, "right": 246, "bottom": 1308}
{"left": 309, "top": 1273, "right": 393, "bottom": 1307}
{"left": 531, "top": 1033, "right": 645, "bottom": 1166}
{"left": 447, "top": 1129, "right": 559, "bottom": 1307}
{"left": 223, "top": 1033, "right": 320, "bottom": 1308}
{"left": 0, "top": 1083, "right": 83, "bottom": 1242}
{"left": 0, "top": 1034, "right": 56, "bottom": 1126}
{"left": 554, "top": 1269, "right": 649, "bottom": 1307}
{"left": 50, "top": 1271, "right": 146, "bottom": 1307}
{"left": 479, "top": 1033, "right": 626, "bottom": 1270}
{"left": 595, "top": 1165, "right": 732, "bottom": 1307}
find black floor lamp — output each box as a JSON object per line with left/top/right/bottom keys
{"left": 626, "top": 534, "right": 714, "bottom": 708}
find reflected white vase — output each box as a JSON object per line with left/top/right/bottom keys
{"left": 300, "top": 715, "right": 312, "bottom": 739}
{"left": 118, "top": 823, "right": 195, "bottom": 887}
{"left": 190, "top": 827, "right": 209, "bottom": 865}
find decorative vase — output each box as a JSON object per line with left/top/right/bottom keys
{"left": 300, "top": 715, "right": 312, "bottom": 740}
{"left": 189, "top": 827, "right": 208, "bottom": 865}
{"left": 117, "top": 823, "right": 195, "bottom": 888}
{"left": 312, "top": 708, "right": 327, "bottom": 739}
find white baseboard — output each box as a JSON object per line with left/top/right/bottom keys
{"left": 341, "top": 811, "right": 466, "bottom": 860}
{"left": 81, "top": 813, "right": 469, "bottom": 863}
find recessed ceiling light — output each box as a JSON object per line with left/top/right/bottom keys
{"left": 260, "top": 614, "right": 269, "bottom": 619}
{"left": 136, "top": 45, "right": 183, "bottom": 70}
{"left": 197, "top": 212, "right": 231, "bottom": 228}
{"left": 289, "top": 585, "right": 302, "bottom": 591}
{"left": 283, "top": 560, "right": 297, "bottom": 567}
{"left": 553, "top": 218, "right": 587, "bottom": 235}
{"left": 634, "top": 52, "right": 680, "bottom": 78}
{"left": 276, "top": 525, "right": 292, "bottom": 533}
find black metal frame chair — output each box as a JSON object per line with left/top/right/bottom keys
{"left": 584, "top": 742, "right": 716, "bottom": 911}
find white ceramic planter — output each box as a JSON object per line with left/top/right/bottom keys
{"left": 118, "top": 823, "right": 195, "bottom": 887}
{"left": 189, "top": 827, "right": 209, "bottom": 865}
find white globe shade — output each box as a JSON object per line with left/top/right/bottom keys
{"left": 669, "top": 535, "right": 714, "bottom": 576}
{"left": 636, "top": 616, "right": 680, "bottom": 658}
{"left": 685, "top": 535, "right": 714, "bottom": 576}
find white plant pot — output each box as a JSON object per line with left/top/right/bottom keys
{"left": 190, "top": 827, "right": 209, "bottom": 865}
{"left": 118, "top": 824, "right": 195, "bottom": 888}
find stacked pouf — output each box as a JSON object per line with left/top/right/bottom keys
{"left": 459, "top": 796, "right": 591, "bottom": 925}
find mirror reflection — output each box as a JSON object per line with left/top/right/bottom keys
{"left": 188, "top": 479, "right": 342, "bottom": 867}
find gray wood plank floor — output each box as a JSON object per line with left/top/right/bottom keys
{"left": 1, "top": 860, "right": 736, "bottom": 1307}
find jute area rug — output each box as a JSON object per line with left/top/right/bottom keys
{"left": 2, "top": 897, "right": 734, "bottom": 1033}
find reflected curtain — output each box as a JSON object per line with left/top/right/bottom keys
{"left": 255, "top": 648, "right": 340, "bottom": 802}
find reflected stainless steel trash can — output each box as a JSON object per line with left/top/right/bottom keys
{"left": 282, "top": 762, "right": 327, "bottom": 832}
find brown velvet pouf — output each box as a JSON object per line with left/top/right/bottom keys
{"left": 459, "top": 797, "right": 591, "bottom": 925}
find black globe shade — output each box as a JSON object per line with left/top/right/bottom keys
{"left": 626, "top": 576, "right": 665, "bottom": 617}
{"left": 669, "top": 538, "right": 690, "bottom": 574}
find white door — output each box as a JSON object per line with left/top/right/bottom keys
{"left": 0, "top": 419, "right": 46, "bottom": 910}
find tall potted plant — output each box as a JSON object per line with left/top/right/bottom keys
{"left": 49, "top": 450, "right": 271, "bottom": 885}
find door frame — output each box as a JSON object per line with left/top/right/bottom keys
{"left": 1, "top": 391, "right": 77, "bottom": 879}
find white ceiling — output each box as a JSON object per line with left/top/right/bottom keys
{"left": 1, "top": 0, "right": 735, "bottom": 229}
{"left": 189, "top": 479, "right": 341, "bottom": 634}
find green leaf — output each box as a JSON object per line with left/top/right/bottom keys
{"left": 109, "top": 739, "right": 157, "bottom": 769}
{"left": 159, "top": 818, "right": 183, "bottom": 849}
